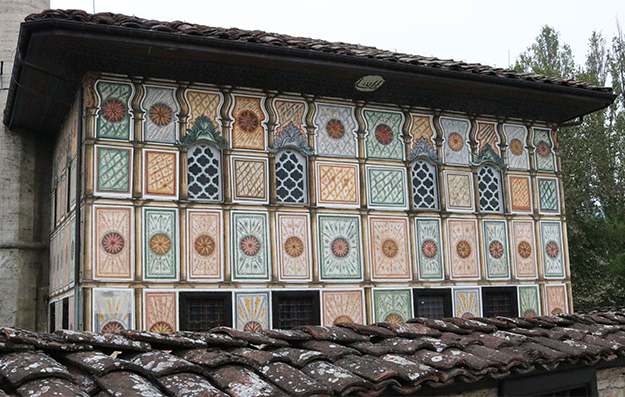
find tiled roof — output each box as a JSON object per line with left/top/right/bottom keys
{"left": 2, "top": 312, "right": 625, "bottom": 396}
{"left": 24, "top": 9, "right": 612, "bottom": 94}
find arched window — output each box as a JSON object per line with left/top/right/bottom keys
{"left": 478, "top": 165, "right": 503, "bottom": 212}
{"left": 187, "top": 144, "right": 222, "bottom": 202}
{"left": 275, "top": 149, "right": 307, "bottom": 204}
{"left": 411, "top": 160, "right": 438, "bottom": 209}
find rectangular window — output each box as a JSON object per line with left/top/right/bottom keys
{"left": 49, "top": 303, "right": 56, "bottom": 333}
{"left": 62, "top": 297, "right": 69, "bottom": 330}
{"left": 179, "top": 292, "right": 232, "bottom": 331}
{"left": 413, "top": 288, "right": 452, "bottom": 319}
{"left": 272, "top": 291, "right": 319, "bottom": 329}
{"left": 482, "top": 287, "right": 518, "bottom": 318}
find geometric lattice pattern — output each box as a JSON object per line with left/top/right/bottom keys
{"left": 445, "top": 171, "right": 474, "bottom": 211}
{"left": 275, "top": 150, "right": 307, "bottom": 204}
{"left": 538, "top": 178, "right": 559, "bottom": 212}
{"left": 322, "top": 289, "right": 364, "bottom": 326}
{"left": 274, "top": 99, "right": 306, "bottom": 137}
{"left": 509, "top": 176, "right": 532, "bottom": 213}
{"left": 482, "top": 220, "right": 510, "bottom": 279}
{"left": 95, "top": 146, "right": 131, "bottom": 194}
{"left": 188, "top": 144, "right": 221, "bottom": 202}
{"left": 453, "top": 288, "right": 481, "bottom": 318}
{"left": 185, "top": 89, "right": 222, "bottom": 127}
{"left": 231, "top": 95, "right": 266, "bottom": 150}
{"left": 364, "top": 109, "right": 404, "bottom": 160}
{"left": 316, "top": 162, "right": 359, "bottom": 207}
{"left": 95, "top": 81, "right": 133, "bottom": 140}
{"left": 372, "top": 289, "right": 412, "bottom": 324}
{"left": 318, "top": 215, "right": 362, "bottom": 281}
{"left": 314, "top": 103, "right": 357, "bottom": 157}
{"left": 411, "top": 160, "right": 438, "bottom": 209}
{"left": 409, "top": 115, "right": 436, "bottom": 148}
{"left": 478, "top": 165, "right": 502, "bottom": 212}
{"left": 476, "top": 122, "right": 499, "bottom": 154}
{"left": 232, "top": 157, "right": 267, "bottom": 203}
{"left": 366, "top": 166, "right": 407, "bottom": 209}
{"left": 144, "top": 150, "right": 177, "bottom": 198}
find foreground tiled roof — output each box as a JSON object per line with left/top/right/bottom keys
{"left": 25, "top": 9, "right": 612, "bottom": 94}
{"left": 3, "top": 312, "right": 625, "bottom": 396}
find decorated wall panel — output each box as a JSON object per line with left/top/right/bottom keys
{"left": 93, "top": 288, "right": 134, "bottom": 333}
{"left": 444, "top": 171, "right": 474, "bottom": 212}
{"left": 235, "top": 291, "right": 269, "bottom": 331}
{"left": 369, "top": 217, "right": 411, "bottom": 281}
{"left": 144, "top": 150, "right": 178, "bottom": 199}
{"left": 366, "top": 166, "right": 408, "bottom": 210}
{"left": 185, "top": 89, "right": 222, "bottom": 128}
{"left": 230, "top": 94, "right": 267, "bottom": 150}
{"left": 533, "top": 128, "right": 556, "bottom": 172}
{"left": 504, "top": 124, "right": 530, "bottom": 170}
{"left": 447, "top": 219, "right": 480, "bottom": 279}
{"left": 273, "top": 99, "right": 307, "bottom": 138}
{"left": 511, "top": 221, "right": 538, "bottom": 279}
{"left": 276, "top": 213, "right": 312, "bottom": 282}
{"left": 95, "top": 80, "right": 133, "bottom": 140}
{"left": 441, "top": 117, "right": 471, "bottom": 165}
{"left": 94, "top": 206, "right": 133, "bottom": 280}
{"left": 415, "top": 218, "right": 444, "bottom": 280}
{"left": 231, "top": 211, "right": 270, "bottom": 281}
{"left": 94, "top": 146, "right": 132, "bottom": 197}
{"left": 187, "top": 210, "right": 223, "bottom": 281}
{"left": 540, "top": 221, "right": 566, "bottom": 279}
{"left": 187, "top": 144, "right": 222, "bottom": 202}
{"left": 49, "top": 216, "right": 76, "bottom": 295}
{"left": 482, "top": 220, "right": 510, "bottom": 280}
{"left": 318, "top": 215, "right": 362, "bottom": 281}
{"left": 314, "top": 103, "right": 357, "bottom": 157}
{"left": 508, "top": 175, "right": 532, "bottom": 213}
{"left": 364, "top": 109, "right": 404, "bottom": 160}
{"left": 408, "top": 114, "right": 436, "bottom": 159}
{"left": 143, "top": 208, "right": 178, "bottom": 281}
{"left": 316, "top": 162, "right": 359, "bottom": 208}
{"left": 231, "top": 156, "right": 268, "bottom": 203}
{"left": 537, "top": 177, "right": 560, "bottom": 214}
{"left": 476, "top": 122, "right": 500, "bottom": 155}
{"left": 518, "top": 285, "right": 541, "bottom": 318}
{"left": 545, "top": 284, "right": 568, "bottom": 314}
{"left": 411, "top": 160, "right": 438, "bottom": 210}
{"left": 453, "top": 287, "right": 481, "bottom": 318}
{"left": 321, "top": 289, "right": 364, "bottom": 326}
{"left": 142, "top": 85, "right": 179, "bottom": 143}
{"left": 144, "top": 291, "right": 177, "bottom": 333}
{"left": 372, "top": 289, "right": 413, "bottom": 323}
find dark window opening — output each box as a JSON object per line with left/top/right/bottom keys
{"left": 500, "top": 367, "right": 597, "bottom": 396}
{"left": 179, "top": 292, "right": 232, "bottom": 331}
{"left": 49, "top": 303, "right": 56, "bottom": 333}
{"left": 62, "top": 297, "right": 69, "bottom": 330}
{"left": 413, "top": 288, "right": 452, "bottom": 319}
{"left": 482, "top": 287, "right": 517, "bottom": 318}
{"left": 272, "top": 291, "right": 319, "bottom": 329}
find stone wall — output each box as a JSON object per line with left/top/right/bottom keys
{"left": 598, "top": 367, "right": 625, "bottom": 397}
{"left": 0, "top": 0, "right": 51, "bottom": 330}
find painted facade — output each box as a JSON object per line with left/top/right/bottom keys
{"left": 48, "top": 75, "right": 572, "bottom": 333}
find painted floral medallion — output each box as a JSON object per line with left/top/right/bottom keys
{"left": 421, "top": 240, "right": 438, "bottom": 259}
{"left": 149, "top": 103, "right": 173, "bottom": 126}
{"left": 448, "top": 132, "right": 464, "bottom": 151}
{"left": 509, "top": 138, "right": 524, "bottom": 155}
{"left": 326, "top": 119, "right": 345, "bottom": 139}
{"left": 518, "top": 241, "right": 532, "bottom": 259}
{"left": 240, "top": 235, "right": 261, "bottom": 257}
{"left": 101, "top": 232, "right": 124, "bottom": 255}
{"left": 284, "top": 236, "right": 304, "bottom": 258}
{"left": 150, "top": 234, "right": 171, "bottom": 255}
{"left": 489, "top": 240, "right": 504, "bottom": 259}
{"left": 456, "top": 240, "right": 472, "bottom": 258}
{"left": 375, "top": 124, "right": 394, "bottom": 145}
{"left": 101, "top": 99, "right": 126, "bottom": 123}
{"left": 331, "top": 238, "right": 350, "bottom": 258}
{"left": 237, "top": 110, "right": 260, "bottom": 133}
{"left": 546, "top": 241, "right": 560, "bottom": 258}
{"left": 194, "top": 235, "right": 215, "bottom": 257}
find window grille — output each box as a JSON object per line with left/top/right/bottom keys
{"left": 187, "top": 144, "right": 221, "bottom": 202}
{"left": 482, "top": 287, "right": 517, "bottom": 318}
{"left": 272, "top": 291, "right": 319, "bottom": 329}
{"left": 179, "top": 292, "right": 232, "bottom": 331}
{"left": 478, "top": 165, "right": 502, "bottom": 212}
{"left": 411, "top": 160, "right": 438, "bottom": 209}
{"left": 413, "top": 288, "right": 451, "bottom": 319}
{"left": 275, "top": 150, "right": 307, "bottom": 204}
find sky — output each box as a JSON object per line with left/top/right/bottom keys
{"left": 49, "top": 0, "right": 624, "bottom": 70}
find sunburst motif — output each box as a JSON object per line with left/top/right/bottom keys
{"left": 149, "top": 103, "right": 173, "bottom": 126}
{"left": 237, "top": 110, "right": 260, "bottom": 132}
{"left": 384, "top": 313, "right": 404, "bottom": 324}
{"left": 333, "top": 315, "right": 353, "bottom": 326}
{"left": 523, "top": 309, "right": 537, "bottom": 318}
{"left": 421, "top": 240, "right": 438, "bottom": 259}
{"left": 194, "top": 235, "right": 215, "bottom": 257}
{"left": 374, "top": 124, "right": 394, "bottom": 145}
{"left": 101, "top": 320, "right": 125, "bottom": 334}
{"left": 489, "top": 240, "right": 504, "bottom": 259}
{"left": 537, "top": 141, "right": 551, "bottom": 157}
{"left": 331, "top": 238, "right": 350, "bottom": 258}
{"left": 101, "top": 99, "right": 126, "bottom": 122}
{"left": 518, "top": 241, "right": 532, "bottom": 259}
{"left": 240, "top": 235, "right": 261, "bottom": 257}
{"left": 150, "top": 233, "right": 171, "bottom": 255}
{"left": 243, "top": 321, "right": 263, "bottom": 332}
{"left": 326, "top": 119, "right": 345, "bottom": 139}
{"left": 149, "top": 321, "right": 174, "bottom": 334}
{"left": 456, "top": 240, "right": 472, "bottom": 259}
{"left": 461, "top": 312, "right": 475, "bottom": 319}
{"left": 509, "top": 138, "right": 524, "bottom": 155}
{"left": 546, "top": 241, "right": 560, "bottom": 258}
{"left": 101, "top": 232, "right": 124, "bottom": 255}
{"left": 381, "top": 239, "right": 399, "bottom": 258}
{"left": 284, "top": 236, "right": 304, "bottom": 258}
{"left": 448, "top": 132, "right": 464, "bottom": 151}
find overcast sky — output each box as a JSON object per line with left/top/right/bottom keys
{"left": 50, "top": 0, "right": 623, "bottom": 70}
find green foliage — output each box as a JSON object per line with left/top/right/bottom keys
{"left": 517, "top": 24, "right": 625, "bottom": 311}
{"left": 178, "top": 116, "right": 225, "bottom": 147}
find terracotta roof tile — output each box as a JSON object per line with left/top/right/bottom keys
{"left": 17, "top": 377, "right": 90, "bottom": 397}
{"left": 23, "top": 9, "right": 613, "bottom": 94}
{"left": 0, "top": 351, "right": 71, "bottom": 386}
{"left": 159, "top": 372, "right": 229, "bottom": 397}
{"left": 97, "top": 370, "right": 166, "bottom": 397}
{"left": 301, "top": 360, "right": 372, "bottom": 395}
{"left": 259, "top": 362, "right": 332, "bottom": 396}
{"left": 208, "top": 366, "right": 289, "bottom": 397}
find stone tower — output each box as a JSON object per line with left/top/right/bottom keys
{"left": 0, "top": 0, "right": 51, "bottom": 330}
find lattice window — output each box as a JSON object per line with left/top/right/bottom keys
{"left": 482, "top": 287, "right": 517, "bottom": 318}
{"left": 187, "top": 144, "right": 221, "bottom": 202}
{"left": 272, "top": 291, "right": 319, "bottom": 329}
{"left": 179, "top": 292, "right": 232, "bottom": 331}
{"left": 275, "top": 149, "right": 307, "bottom": 204}
{"left": 478, "top": 165, "right": 502, "bottom": 212}
{"left": 411, "top": 160, "right": 438, "bottom": 209}
{"left": 413, "top": 288, "right": 451, "bottom": 319}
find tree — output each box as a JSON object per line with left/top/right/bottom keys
{"left": 514, "top": 25, "right": 576, "bottom": 79}
{"left": 516, "top": 25, "right": 625, "bottom": 310}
